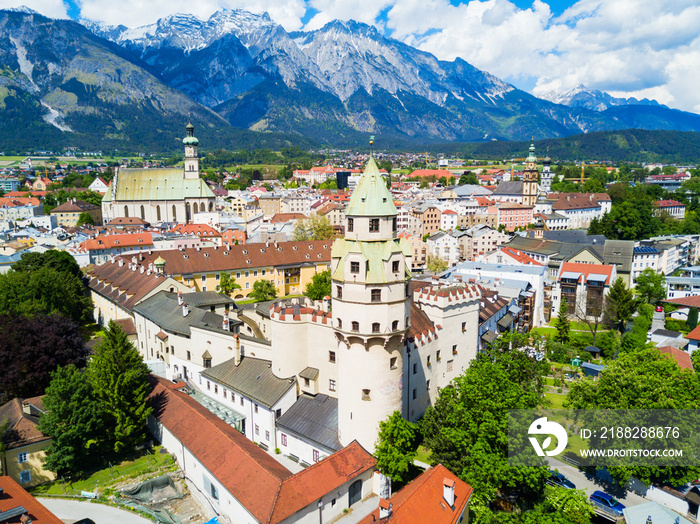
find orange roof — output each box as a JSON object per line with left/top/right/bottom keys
{"left": 4, "top": 191, "right": 46, "bottom": 197}
{"left": 359, "top": 464, "right": 472, "bottom": 524}
{"left": 170, "top": 224, "right": 221, "bottom": 237}
{"left": 80, "top": 233, "right": 153, "bottom": 251}
{"left": 559, "top": 262, "right": 614, "bottom": 285}
{"left": 665, "top": 296, "right": 700, "bottom": 309}
{"left": 442, "top": 209, "right": 457, "bottom": 215}
{"left": 149, "top": 377, "right": 375, "bottom": 524}
{"left": 0, "top": 476, "right": 63, "bottom": 524}
{"left": 686, "top": 324, "right": 700, "bottom": 341}
{"left": 658, "top": 346, "right": 694, "bottom": 371}
{"left": 0, "top": 197, "right": 41, "bottom": 207}
{"left": 500, "top": 247, "right": 542, "bottom": 266}
{"left": 270, "top": 213, "right": 307, "bottom": 223}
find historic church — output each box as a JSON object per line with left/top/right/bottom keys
{"left": 101, "top": 123, "right": 216, "bottom": 224}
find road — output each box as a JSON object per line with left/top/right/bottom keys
{"left": 650, "top": 309, "right": 665, "bottom": 333}
{"left": 37, "top": 497, "right": 153, "bottom": 524}
{"left": 545, "top": 457, "right": 647, "bottom": 508}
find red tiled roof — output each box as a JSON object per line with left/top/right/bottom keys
{"left": 50, "top": 199, "right": 99, "bottom": 213}
{"left": 170, "top": 224, "right": 222, "bottom": 237}
{"left": 114, "top": 317, "right": 136, "bottom": 336}
{"left": 0, "top": 398, "right": 49, "bottom": 449}
{"left": 0, "top": 197, "right": 41, "bottom": 207}
{"left": 0, "top": 476, "right": 63, "bottom": 524}
{"left": 500, "top": 247, "right": 542, "bottom": 266}
{"left": 665, "top": 296, "right": 700, "bottom": 309}
{"left": 80, "top": 233, "right": 153, "bottom": 251}
{"left": 658, "top": 346, "right": 694, "bottom": 371}
{"left": 559, "top": 262, "right": 614, "bottom": 285}
{"left": 686, "top": 324, "right": 700, "bottom": 341}
{"left": 358, "top": 464, "right": 472, "bottom": 524}
{"left": 149, "top": 378, "right": 375, "bottom": 524}
{"left": 655, "top": 200, "right": 685, "bottom": 208}
{"left": 409, "top": 170, "right": 456, "bottom": 179}
{"left": 270, "top": 213, "right": 307, "bottom": 223}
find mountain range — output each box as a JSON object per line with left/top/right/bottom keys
{"left": 2, "top": 7, "right": 700, "bottom": 152}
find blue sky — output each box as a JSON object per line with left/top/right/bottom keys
{"left": 10, "top": 0, "right": 700, "bottom": 114}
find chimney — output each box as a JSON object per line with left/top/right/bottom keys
{"left": 379, "top": 499, "right": 392, "bottom": 519}
{"left": 443, "top": 478, "right": 455, "bottom": 507}
{"left": 178, "top": 291, "right": 183, "bottom": 305}
{"left": 223, "top": 311, "right": 230, "bottom": 331}
{"left": 182, "top": 302, "right": 189, "bottom": 317}
{"left": 234, "top": 334, "right": 241, "bottom": 366}
{"left": 322, "top": 296, "right": 331, "bottom": 313}
{"left": 118, "top": 258, "right": 123, "bottom": 267}
{"left": 131, "top": 255, "right": 137, "bottom": 264}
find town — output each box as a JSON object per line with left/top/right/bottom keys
{"left": 2, "top": 123, "right": 700, "bottom": 524}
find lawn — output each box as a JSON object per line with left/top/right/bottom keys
{"left": 415, "top": 445, "right": 432, "bottom": 465}
{"left": 30, "top": 446, "right": 176, "bottom": 496}
{"left": 544, "top": 392, "right": 567, "bottom": 409}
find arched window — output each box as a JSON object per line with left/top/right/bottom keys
{"left": 351, "top": 321, "right": 359, "bottom": 332}
{"left": 186, "top": 203, "right": 191, "bottom": 221}
{"left": 209, "top": 202, "right": 214, "bottom": 212}
{"left": 172, "top": 205, "right": 177, "bottom": 222}
{"left": 337, "top": 319, "right": 343, "bottom": 329}
{"left": 140, "top": 205, "right": 145, "bottom": 220}
{"left": 124, "top": 206, "right": 129, "bottom": 217}
{"left": 156, "top": 206, "right": 161, "bottom": 221}
{"left": 372, "top": 323, "right": 380, "bottom": 333}
{"left": 193, "top": 202, "right": 199, "bottom": 214}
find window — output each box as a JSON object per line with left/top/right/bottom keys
{"left": 392, "top": 260, "right": 400, "bottom": 272}
{"left": 412, "top": 388, "right": 417, "bottom": 400}
{"left": 390, "top": 357, "right": 397, "bottom": 370}
{"left": 352, "top": 321, "right": 359, "bottom": 332}
{"left": 313, "top": 450, "right": 320, "bottom": 462}
{"left": 262, "top": 269, "right": 266, "bottom": 276}
{"left": 347, "top": 218, "right": 354, "bottom": 232}
{"left": 329, "top": 351, "right": 336, "bottom": 363}
{"left": 254, "top": 270, "right": 258, "bottom": 277}
{"left": 187, "top": 350, "right": 191, "bottom": 361}
{"left": 216, "top": 273, "right": 220, "bottom": 280}
{"left": 436, "top": 350, "right": 441, "bottom": 361}
{"left": 19, "top": 470, "right": 31, "bottom": 484}
{"left": 214, "top": 385, "right": 218, "bottom": 394}
{"left": 329, "top": 379, "right": 336, "bottom": 391}
{"left": 17, "top": 452, "right": 28, "bottom": 464}
{"left": 276, "top": 409, "right": 281, "bottom": 419}
{"left": 246, "top": 282, "right": 250, "bottom": 289}
{"left": 304, "top": 377, "right": 310, "bottom": 387}
{"left": 392, "top": 320, "right": 399, "bottom": 331}
{"left": 255, "top": 425, "right": 259, "bottom": 435}
{"left": 245, "top": 271, "right": 249, "bottom": 277}
{"left": 413, "top": 362, "right": 417, "bottom": 374}
{"left": 254, "top": 404, "right": 259, "bottom": 414}
{"left": 204, "top": 358, "right": 211, "bottom": 368}
{"left": 336, "top": 285, "right": 342, "bottom": 299}
{"left": 350, "top": 261, "right": 360, "bottom": 274}
{"left": 281, "top": 434, "right": 288, "bottom": 447}
{"left": 452, "top": 344, "right": 458, "bottom": 355}
{"left": 265, "top": 430, "right": 270, "bottom": 441}
{"left": 427, "top": 355, "right": 431, "bottom": 366}
{"left": 392, "top": 218, "right": 397, "bottom": 232}
{"left": 338, "top": 318, "right": 343, "bottom": 329}
{"left": 236, "top": 272, "right": 241, "bottom": 279}
{"left": 240, "top": 396, "right": 244, "bottom": 406}
{"left": 447, "top": 360, "right": 454, "bottom": 372}
{"left": 369, "top": 218, "right": 379, "bottom": 232}
{"left": 201, "top": 274, "right": 207, "bottom": 282}
{"left": 362, "top": 389, "right": 371, "bottom": 401}
{"left": 223, "top": 389, "right": 227, "bottom": 399}
{"left": 207, "top": 381, "right": 211, "bottom": 390}
{"left": 426, "top": 379, "right": 430, "bottom": 390}
{"left": 372, "top": 322, "right": 380, "bottom": 333}
{"left": 371, "top": 289, "right": 381, "bottom": 302}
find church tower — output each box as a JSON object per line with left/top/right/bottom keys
{"left": 522, "top": 142, "right": 539, "bottom": 207}
{"left": 332, "top": 155, "right": 412, "bottom": 452}
{"left": 183, "top": 121, "right": 199, "bottom": 179}
{"left": 539, "top": 149, "right": 553, "bottom": 194}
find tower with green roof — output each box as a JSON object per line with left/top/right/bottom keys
{"left": 331, "top": 155, "right": 412, "bottom": 451}
{"left": 183, "top": 121, "right": 199, "bottom": 179}
{"left": 522, "top": 142, "right": 539, "bottom": 207}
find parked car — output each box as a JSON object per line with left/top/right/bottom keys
{"left": 546, "top": 470, "right": 576, "bottom": 489}
{"left": 589, "top": 491, "right": 625, "bottom": 515}
{"left": 656, "top": 304, "right": 664, "bottom": 312}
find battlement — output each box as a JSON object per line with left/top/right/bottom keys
{"left": 270, "top": 297, "right": 332, "bottom": 325}
{"left": 414, "top": 283, "right": 481, "bottom": 308}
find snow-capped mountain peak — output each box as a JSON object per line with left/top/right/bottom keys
{"left": 540, "top": 84, "right": 663, "bottom": 112}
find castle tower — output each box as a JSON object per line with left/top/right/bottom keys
{"left": 183, "top": 121, "right": 199, "bottom": 179}
{"left": 332, "top": 155, "right": 412, "bottom": 452}
{"left": 540, "top": 149, "right": 553, "bottom": 194}
{"left": 522, "top": 142, "right": 539, "bottom": 207}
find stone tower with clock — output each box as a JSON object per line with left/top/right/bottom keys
{"left": 331, "top": 155, "right": 413, "bottom": 452}
{"left": 522, "top": 142, "right": 539, "bottom": 207}
{"left": 183, "top": 121, "right": 200, "bottom": 179}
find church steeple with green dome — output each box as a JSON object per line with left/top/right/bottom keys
{"left": 183, "top": 121, "right": 199, "bottom": 179}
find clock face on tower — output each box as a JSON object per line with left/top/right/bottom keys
{"left": 185, "top": 147, "right": 194, "bottom": 156}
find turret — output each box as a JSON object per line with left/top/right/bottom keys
{"left": 183, "top": 121, "right": 199, "bottom": 179}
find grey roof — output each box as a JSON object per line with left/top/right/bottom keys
{"left": 543, "top": 230, "right": 606, "bottom": 244}
{"left": 492, "top": 181, "right": 523, "bottom": 195}
{"left": 560, "top": 271, "right": 581, "bottom": 280}
{"left": 275, "top": 394, "right": 341, "bottom": 452}
{"left": 133, "top": 291, "right": 242, "bottom": 337}
{"left": 652, "top": 328, "right": 682, "bottom": 338}
{"left": 481, "top": 330, "right": 498, "bottom": 343}
{"left": 587, "top": 273, "right": 608, "bottom": 282}
{"left": 452, "top": 184, "right": 492, "bottom": 197}
{"left": 505, "top": 236, "right": 561, "bottom": 256}
{"left": 180, "top": 291, "right": 236, "bottom": 309}
{"left": 201, "top": 356, "right": 295, "bottom": 409}
{"left": 299, "top": 367, "right": 319, "bottom": 380}
{"left": 603, "top": 239, "right": 634, "bottom": 273}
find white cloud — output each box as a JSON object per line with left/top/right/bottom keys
{"left": 3, "top": 0, "right": 69, "bottom": 19}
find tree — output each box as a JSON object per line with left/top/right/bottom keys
{"left": 378, "top": 160, "right": 392, "bottom": 174}
{"left": 634, "top": 268, "right": 666, "bottom": 304}
{"left": 76, "top": 212, "right": 95, "bottom": 227}
{"left": 538, "top": 487, "right": 594, "bottom": 524}
{"left": 292, "top": 214, "right": 335, "bottom": 241}
{"left": 39, "top": 365, "right": 106, "bottom": 475}
{"left": 605, "top": 277, "right": 637, "bottom": 332}
{"left": 553, "top": 298, "right": 570, "bottom": 343}
{"left": 0, "top": 266, "right": 93, "bottom": 323}
{"left": 374, "top": 411, "right": 418, "bottom": 484}
{"left": 0, "top": 312, "right": 88, "bottom": 403}
{"left": 426, "top": 254, "right": 448, "bottom": 274}
{"left": 420, "top": 334, "right": 550, "bottom": 511}
{"left": 567, "top": 347, "right": 700, "bottom": 486}
{"left": 249, "top": 279, "right": 278, "bottom": 301}
{"left": 304, "top": 270, "right": 331, "bottom": 301}
{"left": 573, "top": 293, "right": 606, "bottom": 345}
{"left": 459, "top": 172, "right": 479, "bottom": 185}
{"left": 216, "top": 273, "right": 242, "bottom": 296}
{"left": 11, "top": 250, "right": 82, "bottom": 279}
{"left": 89, "top": 321, "right": 152, "bottom": 453}
{"left": 688, "top": 307, "right": 698, "bottom": 330}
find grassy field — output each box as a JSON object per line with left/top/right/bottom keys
{"left": 415, "top": 445, "right": 432, "bottom": 465}
{"left": 544, "top": 392, "right": 567, "bottom": 409}
{"left": 30, "top": 447, "right": 176, "bottom": 496}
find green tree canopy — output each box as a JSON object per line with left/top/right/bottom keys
{"left": 76, "top": 211, "right": 95, "bottom": 227}
{"left": 249, "top": 279, "right": 278, "bottom": 302}
{"left": 88, "top": 321, "right": 152, "bottom": 452}
{"left": 604, "top": 277, "right": 637, "bottom": 332}
{"left": 553, "top": 298, "right": 570, "bottom": 343}
{"left": 11, "top": 249, "right": 82, "bottom": 279}
{"left": 426, "top": 254, "right": 448, "bottom": 274}
{"left": 420, "top": 334, "right": 550, "bottom": 511}
{"left": 39, "top": 364, "right": 106, "bottom": 476}
{"left": 459, "top": 172, "right": 479, "bottom": 185}
{"left": 216, "top": 273, "right": 242, "bottom": 296}
{"left": 304, "top": 270, "right": 331, "bottom": 301}
{"left": 374, "top": 411, "right": 419, "bottom": 484}
{"left": 293, "top": 214, "right": 335, "bottom": 241}
{"left": 634, "top": 268, "right": 666, "bottom": 304}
